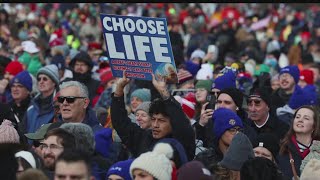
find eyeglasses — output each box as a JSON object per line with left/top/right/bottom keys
{"left": 57, "top": 96, "right": 86, "bottom": 103}
{"left": 227, "top": 127, "right": 243, "bottom": 134}
{"left": 40, "top": 143, "right": 63, "bottom": 151}
{"left": 247, "top": 99, "right": 262, "bottom": 105}
{"left": 11, "top": 84, "right": 25, "bottom": 89}
{"left": 37, "top": 76, "right": 48, "bottom": 82}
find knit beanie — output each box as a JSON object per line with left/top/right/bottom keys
{"left": 185, "top": 60, "right": 200, "bottom": 77}
{"left": 249, "top": 87, "right": 271, "bottom": 107}
{"left": 288, "top": 85, "right": 317, "bottom": 109}
{"left": 219, "top": 132, "right": 254, "bottom": 171}
{"left": 5, "top": 61, "right": 23, "bottom": 76}
{"left": 130, "top": 143, "right": 173, "bottom": 180}
{"left": 15, "top": 151, "right": 37, "bottom": 169}
{"left": 0, "top": 120, "right": 20, "bottom": 143}
{"left": 300, "top": 69, "right": 314, "bottom": 85}
{"left": 196, "top": 63, "right": 213, "bottom": 80}
{"left": 51, "top": 54, "right": 66, "bottom": 71}
{"left": 177, "top": 69, "right": 193, "bottom": 86}
{"left": 212, "top": 71, "right": 236, "bottom": 90}
{"left": 181, "top": 92, "right": 196, "bottom": 119}
{"left": 177, "top": 160, "right": 213, "bottom": 180}
{"left": 100, "top": 68, "right": 114, "bottom": 85}
{"left": 252, "top": 133, "right": 280, "bottom": 160}
{"left": 191, "top": 49, "right": 205, "bottom": 60}
{"left": 279, "top": 65, "right": 300, "bottom": 83}
{"left": 300, "top": 159, "right": 320, "bottom": 180}
{"left": 136, "top": 101, "right": 151, "bottom": 114}
{"left": 195, "top": 80, "right": 213, "bottom": 92}
{"left": 218, "top": 88, "right": 244, "bottom": 109}
{"left": 212, "top": 108, "right": 244, "bottom": 140}
{"left": 10, "top": 70, "right": 33, "bottom": 92}
{"left": 130, "top": 88, "right": 151, "bottom": 102}
{"left": 107, "top": 159, "right": 134, "bottom": 180}
{"left": 300, "top": 140, "right": 320, "bottom": 172}
{"left": 37, "top": 64, "right": 60, "bottom": 85}
{"left": 94, "top": 128, "right": 113, "bottom": 159}
{"left": 60, "top": 123, "right": 95, "bottom": 154}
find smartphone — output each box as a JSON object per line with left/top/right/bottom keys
{"left": 205, "top": 93, "right": 216, "bottom": 110}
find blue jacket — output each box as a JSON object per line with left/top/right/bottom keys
{"left": 23, "top": 94, "right": 54, "bottom": 134}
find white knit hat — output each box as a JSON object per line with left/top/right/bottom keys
{"left": 196, "top": 63, "right": 213, "bottom": 80}
{"left": 15, "top": 151, "right": 37, "bottom": 168}
{"left": 130, "top": 143, "right": 173, "bottom": 180}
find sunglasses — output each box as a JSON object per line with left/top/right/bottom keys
{"left": 247, "top": 99, "right": 262, "bottom": 105}
{"left": 37, "top": 76, "right": 48, "bottom": 82}
{"left": 57, "top": 96, "right": 86, "bottom": 104}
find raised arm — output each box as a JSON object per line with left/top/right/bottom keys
{"left": 111, "top": 72, "right": 147, "bottom": 155}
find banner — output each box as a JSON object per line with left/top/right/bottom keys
{"left": 100, "top": 14, "right": 178, "bottom": 83}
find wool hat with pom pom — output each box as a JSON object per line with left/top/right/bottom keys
{"left": 130, "top": 143, "right": 173, "bottom": 180}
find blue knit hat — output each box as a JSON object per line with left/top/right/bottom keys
{"left": 212, "top": 108, "right": 243, "bottom": 140}
{"left": 94, "top": 128, "right": 112, "bottom": 159}
{"left": 107, "top": 159, "right": 134, "bottom": 180}
{"left": 288, "top": 85, "right": 317, "bottom": 109}
{"left": 10, "top": 70, "right": 32, "bottom": 92}
{"left": 130, "top": 88, "right": 151, "bottom": 102}
{"left": 279, "top": 65, "right": 300, "bottom": 83}
{"left": 212, "top": 71, "right": 236, "bottom": 90}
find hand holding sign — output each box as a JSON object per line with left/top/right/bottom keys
{"left": 152, "top": 73, "right": 170, "bottom": 100}
{"left": 114, "top": 71, "right": 131, "bottom": 97}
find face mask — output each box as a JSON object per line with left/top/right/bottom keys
{"left": 264, "top": 58, "right": 277, "bottom": 68}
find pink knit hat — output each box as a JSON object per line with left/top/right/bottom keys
{"left": 0, "top": 120, "right": 20, "bottom": 143}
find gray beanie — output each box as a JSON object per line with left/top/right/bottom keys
{"left": 37, "top": 64, "right": 60, "bottom": 85}
{"left": 135, "top": 101, "right": 151, "bottom": 114}
{"left": 219, "top": 132, "right": 254, "bottom": 171}
{"left": 60, "top": 123, "right": 95, "bottom": 154}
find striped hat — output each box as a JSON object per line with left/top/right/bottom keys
{"left": 177, "top": 69, "right": 194, "bottom": 86}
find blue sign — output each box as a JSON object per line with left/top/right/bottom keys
{"left": 100, "top": 14, "right": 178, "bottom": 83}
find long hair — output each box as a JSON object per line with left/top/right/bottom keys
{"left": 279, "top": 105, "right": 320, "bottom": 154}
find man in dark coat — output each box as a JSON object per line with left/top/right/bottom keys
{"left": 247, "top": 87, "right": 289, "bottom": 140}
{"left": 111, "top": 73, "right": 196, "bottom": 163}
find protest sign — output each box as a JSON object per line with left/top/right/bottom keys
{"left": 100, "top": 14, "right": 178, "bottom": 83}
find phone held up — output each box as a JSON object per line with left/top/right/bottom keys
{"left": 205, "top": 92, "right": 216, "bottom": 110}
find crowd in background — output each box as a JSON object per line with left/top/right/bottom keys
{"left": 0, "top": 3, "right": 320, "bottom": 180}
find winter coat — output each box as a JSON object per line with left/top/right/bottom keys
{"left": 111, "top": 93, "right": 196, "bottom": 160}
{"left": 20, "top": 93, "right": 55, "bottom": 135}
{"left": 277, "top": 137, "right": 310, "bottom": 179}
{"left": 9, "top": 96, "right": 31, "bottom": 124}
{"left": 248, "top": 113, "right": 289, "bottom": 141}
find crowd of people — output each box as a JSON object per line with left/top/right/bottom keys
{"left": 0, "top": 2, "right": 320, "bottom": 180}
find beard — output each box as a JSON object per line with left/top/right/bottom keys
{"left": 43, "top": 154, "right": 56, "bottom": 171}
